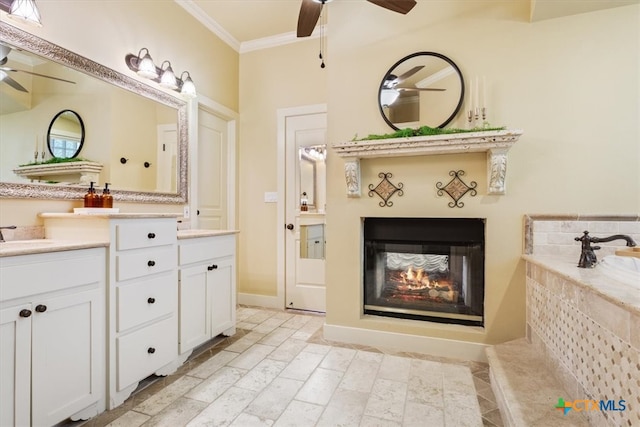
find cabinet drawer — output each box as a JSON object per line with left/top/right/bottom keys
{"left": 179, "top": 234, "right": 235, "bottom": 266}
{"left": 116, "top": 316, "right": 177, "bottom": 391}
{"left": 116, "top": 246, "right": 176, "bottom": 282}
{"left": 116, "top": 220, "right": 176, "bottom": 251}
{"left": 116, "top": 273, "right": 175, "bottom": 332}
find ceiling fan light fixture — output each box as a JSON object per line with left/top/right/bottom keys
{"left": 179, "top": 71, "right": 197, "bottom": 98}
{"left": 135, "top": 48, "right": 158, "bottom": 79}
{"left": 159, "top": 60, "right": 178, "bottom": 90}
{"left": 8, "top": 0, "right": 43, "bottom": 27}
{"left": 380, "top": 89, "right": 400, "bottom": 107}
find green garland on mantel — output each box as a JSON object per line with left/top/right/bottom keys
{"left": 18, "top": 157, "right": 93, "bottom": 167}
{"left": 354, "top": 125, "right": 507, "bottom": 141}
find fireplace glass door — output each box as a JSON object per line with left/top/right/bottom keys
{"left": 363, "top": 217, "right": 484, "bottom": 326}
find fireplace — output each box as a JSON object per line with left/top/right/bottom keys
{"left": 363, "top": 217, "right": 485, "bottom": 326}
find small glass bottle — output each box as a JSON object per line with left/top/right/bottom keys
{"left": 84, "top": 181, "right": 98, "bottom": 207}
{"left": 101, "top": 183, "right": 113, "bottom": 208}
{"left": 300, "top": 192, "right": 308, "bottom": 212}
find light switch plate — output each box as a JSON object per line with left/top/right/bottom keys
{"left": 264, "top": 192, "right": 278, "bottom": 203}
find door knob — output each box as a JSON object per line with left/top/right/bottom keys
{"left": 286, "top": 223, "right": 294, "bottom": 230}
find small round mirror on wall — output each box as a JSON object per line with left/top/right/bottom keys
{"left": 47, "top": 110, "right": 85, "bottom": 159}
{"left": 378, "top": 52, "right": 464, "bottom": 130}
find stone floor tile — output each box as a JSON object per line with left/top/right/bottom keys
{"left": 104, "top": 411, "right": 150, "bottom": 427}
{"left": 278, "top": 350, "right": 324, "bottom": 381}
{"left": 319, "top": 346, "right": 357, "bottom": 372}
{"left": 227, "top": 343, "right": 276, "bottom": 370}
{"left": 294, "top": 367, "right": 343, "bottom": 405}
{"left": 402, "top": 401, "right": 445, "bottom": 427}
{"left": 186, "top": 350, "right": 239, "bottom": 379}
{"left": 134, "top": 375, "right": 203, "bottom": 416}
{"left": 235, "top": 358, "right": 288, "bottom": 392}
{"left": 364, "top": 378, "right": 408, "bottom": 421}
{"left": 360, "top": 415, "right": 402, "bottom": 426}
{"left": 244, "top": 377, "right": 304, "bottom": 420}
{"left": 185, "top": 366, "right": 246, "bottom": 403}
{"left": 267, "top": 338, "right": 308, "bottom": 362}
{"left": 316, "top": 388, "right": 369, "bottom": 427}
{"left": 142, "top": 397, "right": 208, "bottom": 427}
{"left": 258, "top": 326, "right": 296, "bottom": 347}
{"left": 272, "top": 400, "right": 324, "bottom": 427}
{"left": 186, "top": 386, "right": 258, "bottom": 427}
{"left": 229, "top": 412, "right": 275, "bottom": 426}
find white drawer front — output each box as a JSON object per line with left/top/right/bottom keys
{"left": 116, "top": 246, "right": 176, "bottom": 282}
{"left": 116, "top": 220, "right": 176, "bottom": 251}
{"left": 179, "top": 234, "right": 235, "bottom": 266}
{"left": 116, "top": 316, "right": 177, "bottom": 391}
{"left": 116, "top": 273, "right": 175, "bottom": 332}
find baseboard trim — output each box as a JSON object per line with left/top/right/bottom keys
{"left": 237, "top": 293, "right": 282, "bottom": 309}
{"left": 323, "top": 323, "right": 488, "bottom": 363}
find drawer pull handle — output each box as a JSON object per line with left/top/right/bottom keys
{"left": 148, "top": 260, "right": 156, "bottom": 267}
{"left": 19, "top": 309, "right": 32, "bottom": 318}
{"left": 35, "top": 304, "right": 47, "bottom": 313}
{"left": 147, "top": 347, "right": 156, "bottom": 354}
{"left": 147, "top": 297, "right": 156, "bottom": 304}
{"left": 207, "top": 264, "right": 218, "bottom": 271}
{"left": 148, "top": 233, "right": 156, "bottom": 239}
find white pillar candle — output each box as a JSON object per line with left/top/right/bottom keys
{"left": 474, "top": 76, "right": 479, "bottom": 112}
{"left": 482, "top": 76, "right": 487, "bottom": 110}
{"left": 468, "top": 78, "right": 473, "bottom": 113}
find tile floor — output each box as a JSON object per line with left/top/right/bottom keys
{"left": 76, "top": 307, "right": 504, "bottom": 427}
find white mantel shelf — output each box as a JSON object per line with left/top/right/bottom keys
{"left": 331, "top": 129, "right": 523, "bottom": 197}
{"left": 13, "top": 161, "right": 103, "bottom": 185}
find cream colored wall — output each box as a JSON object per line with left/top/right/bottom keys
{"left": 236, "top": 2, "right": 638, "bottom": 345}
{"left": 0, "top": 1, "right": 238, "bottom": 225}
{"left": 237, "top": 40, "right": 327, "bottom": 296}
{"left": 324, "top": 1, "right": 639, "bottom": 345}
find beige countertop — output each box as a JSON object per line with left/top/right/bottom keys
{"left": 522, "top": 254, "right": 640, "bottom": 315}
{"left": 177, "top": 229, "right": 239, "bottom": 239}
{"left": 0, "top": 239, "right": 109, "bottom": 258}
{"left": 39, "top": 213, "right": 181, "bottom": 219}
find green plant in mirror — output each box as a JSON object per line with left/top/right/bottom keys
{"left": 355, "top": 124, "right": 507, "bottom": 141}
{"left": 19, "top": 157, "right": 94, "bottom": 167}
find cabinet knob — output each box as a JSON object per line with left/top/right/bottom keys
{"left": 147, "top": 260, "right": 156, "bottom": 267}
{"left": 19, "top": 309, "right": 32, "bottom": 318}
{"left": 147, "top": 347, "right": 156, "bottom": 354}
{"left": 148, "top": 232, "right": 156, "bottom": 239}
{"left": 207, "top": 264, "right": 218, "bottom": 271}
{"left": 35, "top": 304, "right": 47, "bottom": 313}
{"left": 147, "top": 297, "right": 156, "bottom": 304}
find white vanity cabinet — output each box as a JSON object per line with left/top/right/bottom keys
{"left": 178, "top": 233, "right": 236, "bottom": 355}
{"left": 0, "top": 248, "right": 105, "bottom": 427}
{"left": 42, "top": 214, "right": 181, "bottom": 410}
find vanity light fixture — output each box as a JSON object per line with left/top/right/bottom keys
{"left": 125, "top": 50, "right": 196, "bottom": 98}
{"left": 159, "top": 60, "right": 178, "bottom": 90}
{"left": 7, "top": 0, "right": 42, "bottom": 27}
{"left": 178, "top": 71, "right": 196, "bottom": 98}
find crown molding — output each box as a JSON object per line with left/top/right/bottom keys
{"left": 240, "top": 25, "right": 324, "bottom": 54}
{"left": 174, "top": 0, "right": 241, "bottom": 52}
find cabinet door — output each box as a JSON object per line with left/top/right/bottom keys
{"left": 208, "top": 256, "right": 235, "bottom": 337}
{"left": 179, "top": 265, "right": 209, "bottom": 354}
{"left": 0, "top": 304, "right": 32, "bottom": 427}
{"left": 31, "top": 288, "right": 102, "bottom": 427}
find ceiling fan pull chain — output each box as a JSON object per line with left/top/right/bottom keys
{"left": 319, "top": 8, "right": 326, "bottom": 68}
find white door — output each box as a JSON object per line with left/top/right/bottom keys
{"left": 156, "top": 124, "right": 177, "bottom": 193}
{"left": 197, "top": 110, "right": 228, "bottom": 229}
{"left": 285, "top": 112, "right": 327, "bottom": 312}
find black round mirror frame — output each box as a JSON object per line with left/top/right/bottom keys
{"left": 46, "top": 109, "right": 85, "bottom": 159}
{"left": 378, "top": 51, "right": 465, "bottom": 131}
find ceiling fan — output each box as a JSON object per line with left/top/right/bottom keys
{"left": 383, "top": 66, "right": 446, "bottom": 92}
{"left": 0, "top": 43, "right": 76, "bottom": 93}
{"left": 297, "top": 0, "right": 417, "bottom": 37}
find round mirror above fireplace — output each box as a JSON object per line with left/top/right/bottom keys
{"left": 378, "top": 52, "right": 465, "bottom": 131}
{"left": 47, "top": 110, "right": 85, "bottom": 159}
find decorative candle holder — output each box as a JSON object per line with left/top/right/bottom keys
{"left": 34, "top": 150, "right": 39, "bottom": 163}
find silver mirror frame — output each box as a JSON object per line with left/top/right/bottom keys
{"left": 0, "top": 21, "right": 188, "bottom": 204}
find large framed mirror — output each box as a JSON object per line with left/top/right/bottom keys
{"left": 378, "top": 52, "right": 464, "bottom": 130}
{"left": 0, "top": 21, "right": 188, "bottom": 203}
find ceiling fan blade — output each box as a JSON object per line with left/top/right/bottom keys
{"left": 297, "top": 0, "right": 323, "bottom": 37}
{"left": 394, "top": 65, "right": 424, "bottom": 85}
{"left": 0, "top": 67, "right": 76, "bottom": 84}
{"left": 0, "top": 72, "right": 28, "bottom": 92}
{"left": 366, "top": 0, "right": 417, "bottom": 14}
{"left": 397, "top": 87, "right": 446, "bottom": 92}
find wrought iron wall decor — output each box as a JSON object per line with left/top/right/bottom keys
{"left": 436, "top": 170, "right": 477, "bottom": 208}
{"left": 369, "top": 172, "right": 403, "bottom": 207}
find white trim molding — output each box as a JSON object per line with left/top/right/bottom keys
{"left": 323, "top": 323, "right": 489, "bottom": 363}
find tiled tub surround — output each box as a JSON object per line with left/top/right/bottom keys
{"left": 517, "top": 215, "right": 640, "bottom": 426}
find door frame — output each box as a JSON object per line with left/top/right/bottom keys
{"left": 190, "top": 95, "right": 239, "bottom": 229}
{"left": 275, "top": 104, "right": 327, "bottom": 309}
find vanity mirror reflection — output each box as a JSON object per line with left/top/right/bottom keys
{"left": 0, "top": 21, "right": 188, "bottom": 203}
{"left": 378, "top": 51, "right": 464, "bottom": 130}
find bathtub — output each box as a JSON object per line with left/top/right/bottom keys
{"left": 599, "top": 255, "right": 640, "bottom": 289}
